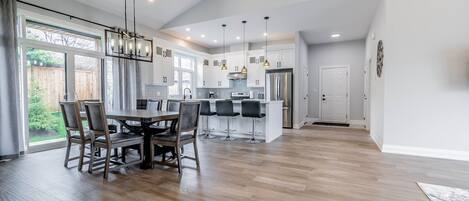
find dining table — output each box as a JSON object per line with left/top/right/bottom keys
{"left": 81, "top": 110, "right": 179, "bottom": 169}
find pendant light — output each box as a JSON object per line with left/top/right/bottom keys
{"left": 263, "top": 16, "right": 271, "bottom": 68}
{"left": 241, "top": 20, "right": 248, "bottom": 74}
{"left": 221, "top": 24, "right": 228, "bottom": 70}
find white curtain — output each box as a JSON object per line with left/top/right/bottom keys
{"left": 110, "top": 58, "right": 142, "bottom": 111}
{"left": 0, "top": 0, "right": 23, "bottom": 160}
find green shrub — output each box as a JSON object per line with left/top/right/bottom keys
{"left": 28, "top": 80, "right": 56, "bottom": 130}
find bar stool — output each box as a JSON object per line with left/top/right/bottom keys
{"left": 241, "top": 100, "right": 265, "bottom": 144}
{"left": 216, "top": 100, "right": 239, "bottom": 141}
{"left": 200, "top": 100, "right": 216, "bottom": 138}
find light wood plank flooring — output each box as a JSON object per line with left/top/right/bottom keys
{"left": 2, "top": 126, "right": 469, "bottom": 201}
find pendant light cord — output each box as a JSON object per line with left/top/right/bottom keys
{"left": 243, "top": 21, "right": 247, "bottom": 67}
{"left": 124, "top": 0, "right": 127, "bottom": 31}
{"left": 223, "top": 24, "right": 226, "bottom": 61}
{"left": 265, "top": 17, "right": 268, "bottom": 59}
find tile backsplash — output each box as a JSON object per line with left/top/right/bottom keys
{"left": 196, "top": 80, "right": 264, "bottom": 99}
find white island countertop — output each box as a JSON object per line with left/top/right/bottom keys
{"left": 195, "top": 99, "right": 283, "bottom": 104}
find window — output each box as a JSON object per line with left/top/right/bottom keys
{"left": 168, "top": 54, "right": 195, "bottom": 97}
{"left": 25, "top": 20, "right": 100, "bottom": 51}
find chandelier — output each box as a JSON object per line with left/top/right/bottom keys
{"left": 105, "top": 0, "right": 153, "bottom": 62}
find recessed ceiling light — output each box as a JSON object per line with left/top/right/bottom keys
{"left": 331, "top": 33, "right": 341, "bottom": 38}
{"left": 186, "top": 36, "right": 191, "bottom": 40}
{"left": 185, "top": 28, "right": 191, "bottom": 32}
{"left": 148, "top": 0, "right": 154, "bottom": 2}
{"left": 213, "top": 40, "right": 218, "bottom": 43}
{"left": 236, "top": 36, "right": 241, "bottom": 40}
{"left": 263, "top": 32, "right": 268, "bottom": 36}
{"left": 201, "top": 34, "right": 206, "bottom": 38}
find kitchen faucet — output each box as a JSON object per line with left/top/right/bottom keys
{"left": 183, "top": 88, "right": 192, "bottom": 100}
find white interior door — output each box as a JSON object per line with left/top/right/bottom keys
{"left": 364, "top": 58, "right": 371, "bottom": 130}
{"left": 320, "top": 66, "right": 349, "bottom": 123}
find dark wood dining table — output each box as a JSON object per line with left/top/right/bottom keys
{"left": 81, "top": 110, "right": 179, "bottom": 169}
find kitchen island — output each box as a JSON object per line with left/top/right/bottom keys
{"left": 196, "top": 99, "right": 283, "bottom": 143}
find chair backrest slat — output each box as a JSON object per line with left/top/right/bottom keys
{"left": 148, "top": 99, "right": 162, "bottom": 111}
{"left": 215, "top": 100, "right": 234, "bottom": 116}
{"left": 60, "top": 101, "right": 84, "bottom": 138}
{"left": 167, "top": 100, "right": 181, "bottom": 112}
{"left": 84, "top": 102, "right": 109, "bottom": 141}
{"left": 137, "top": 99, "right": 148, "bottom": 110}
{"left": 177, "top": 101, "right": 201, "bottom": 135}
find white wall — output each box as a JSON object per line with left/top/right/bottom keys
{"left": 308, "top": 40, "right": 366, "bottom": 122}
{"left": 382, "top": 0, "right": 469, "bottom": 155}
{"left": 366, "top": 0, "right": 469, "bottom": 160}
{"left": 293, "top": 32, "right": 309, "bottom": 128}
{"left": 366, "top": 0, "right": 387, "bottom": 149}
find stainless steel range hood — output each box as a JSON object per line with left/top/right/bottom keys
{"left": 227, "top": 72, "right": 247, "bottom": 80}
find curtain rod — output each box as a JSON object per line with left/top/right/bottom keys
{"left": 17, "top": 0, "right": 114, "bottom": 29}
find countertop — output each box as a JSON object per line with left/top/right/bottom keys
{"left": 194, "top": 99, "right": 283, "bottom": 104}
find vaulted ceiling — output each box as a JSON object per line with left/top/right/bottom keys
{"left": 66, "top": 0, "right": 381, "bottom": 48}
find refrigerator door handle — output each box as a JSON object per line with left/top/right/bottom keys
{"left": 276, "top": 75, "right": 280, "bottom": 100}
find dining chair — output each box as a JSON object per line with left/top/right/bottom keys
{"left": 150, "top": 101, "right": 201, "bottom": 174}
{"left": 60, "top": 101, "right": 90, "bottom": 171}
{"left": 84, "top": 102, "right": 144, "bottom": 180}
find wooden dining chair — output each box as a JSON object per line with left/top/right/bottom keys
{"left": 84, "top": 102, "right": 145, "bottom": 180}
{"left": 150, "top": 101, "right": 201, "bottom": 174}
{"left": 60, "top": 101, "right": 90, "bottom": 171}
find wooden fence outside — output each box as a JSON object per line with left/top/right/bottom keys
{"left": 27, "top": 66, "right": 100, "bottom": 111}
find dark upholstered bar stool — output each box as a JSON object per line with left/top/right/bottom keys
{"left": 200, "top": 100, "right": 216, "bottom": 138}
{"left": 241, "top": 100, "right": 265, "bottom": 144}
{"left": 216, "top": 100, "right": 239, "bottom": 141}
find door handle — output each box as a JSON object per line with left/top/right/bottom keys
{"left": 322, "top": 98, "right": 326, "bottom": 101}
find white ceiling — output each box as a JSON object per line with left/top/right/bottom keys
{"left": 68, "top": 0, "right": 381, "bottom": 48}
{"left": 69, "top": 0, "right": 202, "bottom": 30}
{"left": 161, "top": 0, "right": 381, "bottom": 48}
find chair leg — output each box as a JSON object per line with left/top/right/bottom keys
{"left": 122, "top": 147, "right": 127, "bottom": 163}
{"left": 64, "top": 139, "right": 71, "bottom": 168}
{"left": 193, "top": 141, "right": 200, "bottom": 169}
{"left": 225, "top": 118, "right": 233, "bottom": 141}
{"left": 248, "top": 119, "right": 261, "bottom": 144}
{"left": 88, "top": 145, "right": 96, "bottom": 173}
{"left": 139, "top": 143, "right": 144, "bottom": 162}
{"left": 150, "top": 143, "right": 155, "bottom": 168}
{"left": 104, "top": 148, "right": 111, "bottom": 180}
{"left": 175, "top": 145, "right": 182, "bottom": 174}
{"left": 78, "top": 143, "right": 85, "bottom": 171}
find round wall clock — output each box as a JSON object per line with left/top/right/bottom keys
{"left": 377, "top": 40, "right": 384, "bottom": 77}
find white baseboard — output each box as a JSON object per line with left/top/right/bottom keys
{"left": 370, "top": 134, "right": 383, "bottom": 151}
{"left": 293, "top": 121, "right": 307, "bottom": 129}
{"left": 382, "top": 144, "right": 469, "bottom": 162}
{"left": 349, "top": 120, "right": 366, "bottom": 128}
{"left": 305, "top": 118, "right": 319, "bottom": 124}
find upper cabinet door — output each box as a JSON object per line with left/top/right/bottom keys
{"left": 280, "top": 48, "right": 295, "bottom": 68}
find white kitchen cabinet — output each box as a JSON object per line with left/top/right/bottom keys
{"left": 152, "top": 47, "right": 174, "bottom": 86}
{"left": 247, "top": 51, "right": 266, "bottom": 88}
{"left": 266, "top": 48, "right": 295, "bottom": 68}
{"left": 228, "top": 52, "right": 244, "bottom": 72}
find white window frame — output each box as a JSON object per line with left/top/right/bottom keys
{"left": 169, "top": 52, "right": 196, "bottom": 98}
{"left": 17, "top": 9, "right": 105, "bottom": 152}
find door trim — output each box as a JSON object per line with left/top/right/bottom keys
{"left": 318, "top": 65, "right": 350, "bottom": 124}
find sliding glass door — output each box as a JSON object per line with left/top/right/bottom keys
{"left": 26, "top": 48, "right": 68, "bottom": 144}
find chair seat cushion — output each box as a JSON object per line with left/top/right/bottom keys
{"left": 96, "top": 133, "right": 143, "bottom": 143}
{"left": 153, "top": 132, "right": 194, "bottom": 142}
{"left": 70, "top": 131, "right": 91, "bottom": 140}
{"left": 217, "top": 112, "right": 240, "bottom": 117}
{"left": 201, "top": 112, "right": 217, "bottom": 116}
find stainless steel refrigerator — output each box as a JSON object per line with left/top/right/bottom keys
{"left": 265, "top": 68, "right": 293, "bottom": 128}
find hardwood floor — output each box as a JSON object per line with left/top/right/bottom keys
{"left": 2, "top": 126, "right": 469, "bottom": 201}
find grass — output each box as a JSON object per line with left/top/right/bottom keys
{"left": 29, "top": 112, "right": 66, "bottom": 143}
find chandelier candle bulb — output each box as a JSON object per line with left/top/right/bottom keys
{"left": 110, "top": 39, "right": 115, "bottom": 51}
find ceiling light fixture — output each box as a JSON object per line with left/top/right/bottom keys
{"left": 263, "top": 16, "right": 270, "bottom": 68}
{"left": 148, "top": 0, "right": 154, "bottom": 2}
{"left": 186, "top": 36, "right": 191, "bottom": 40}
{"left": 213, "top": 40, "right": 218, "bottom": 43}
{"left": 236, "top": 36, "right": 241, "bottom": 40}
{"left": 201, "top": 34, "right": 206, "bottom": 38}
{"left": 221, "top": 24, "right": 228, "bottom": 71}
{"left": 241, "top": 20, "right": 248, "bottom": 74}
{"left": 105, "top": 0, "right": 153, "bottom": 62}
{"left": 185, "top": 27, "right": 191, "bottom": 32}
{"left": 331, "top": 33, "right": 341, "bottom": 38}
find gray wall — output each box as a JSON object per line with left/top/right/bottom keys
{"left": 308, "top": 39, "right": 366, "bottom": 120}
